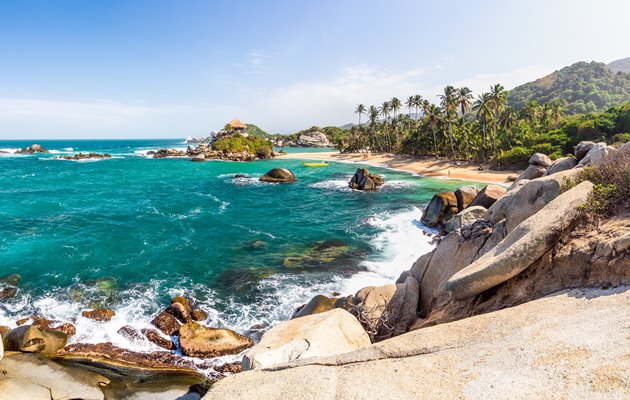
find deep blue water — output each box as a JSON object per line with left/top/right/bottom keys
{"left": 0, "top": 139, "right": 476, "bottom": 353}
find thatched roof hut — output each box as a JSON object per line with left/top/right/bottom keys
{"left": 228, "top": 118, "right": 247, "bottom": 131}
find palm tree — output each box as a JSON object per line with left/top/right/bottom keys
{"left": 438, "top": 86, "right": 458, "bottom": 158}
{"left": 425, "top": 103, "right": 442, "bottom": 159}
{"left": 520, "top": 101, "right": 541, "bottom": 127}
{"left": 455, "top": 87, "right": 473, "bottom": 160}
{"left": 474, "top": 92, "right": 493, "bottom": 161}
{"left": 499, "top": 107, "right": 518, "bottom": 147}
{"left": 368, "top": 105, "right": 379, "bottom": 152}
{"left": 380, "top": 101, "right": 392, "bottom": 151}
{"left": 550, "top": 101, "right": 564, "bottom": 128}
{"left": 413, "top": 94, "right": 423, "bottom": 122}
{"left": 354, "top": 104, "right": 366, "bottom": 128}
{"left": 488, "top": 84, "right": 507, "bottom": 157}
{"left": 405, "top": 96, "right": 414, "bottom": 118}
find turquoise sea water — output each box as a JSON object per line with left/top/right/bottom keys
{"left": 0, "top": 139, "right": 476, "bottom": 354}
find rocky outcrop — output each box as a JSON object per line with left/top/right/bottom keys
{"left": 543, "top": 156, "right": 577, "bottom": 176}
{"left": 515, "top": 164, "right": 546, "bottom": 181}
{"left": 204, "top": 287, "right": 630, "bottom": 400}
{"left": 151, "top": 311, "right": 182, "bottom": 336}
{"left": 528, "top": 152, "right": 553, "bottom": 167}
{"left": 468, "top": 184, "right": 506, "bottom": 208}
{"left": 259, "top": 168, "right": 296, "bottom": 183}
{"left": 420, "top": 192, "right": 458, "bottom": 227}
{"left": 0, "top": 352, "right": 109, "bottom": 400}
{"left": 295, "top": 131, "right": 333, "bottom": 147}
{"left": 444, "top": 206, "right": 487, "bottom": 232}
{"left": 178, "top": 323, "right": 254, "bottom": 358}
{"left": 446, "top": 181, "right": 593, "bottom": 300}
{"left": 16, "top": 316, "right": 76, "bottom": 337}
{"left": 348, "top": 168, "right": 384, "bottom": 191}
{"left": 578, "top": 142, "right": 616, "bottom": 166}
{"left": 15, "top": 144, "right": 49, "bottom": 154}
{"left": 352, "top": 276, "right": 419, "bottom": 340}
{"left": 242, "top": 309, "right": 371, "bottom": 371}
{"left": 141, "top": 328, "right": 175, "bottom": 350}
{"left": 153, "top": 148, "right": 187, "bottom": 158}
{"left": 3, "top": 325, "right": 68, "bottom": 356}
{"left": 56, "top": 153, "right": 112, "bottom": 160}
{"left": 574, "top": 141, "right": 595, "bottom": 161}
{"left": 453, "top": 186, "right": 479, "bottom": 211}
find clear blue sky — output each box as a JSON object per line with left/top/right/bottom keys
{"left": 1, "top": 0, "right": 628, "bottom": 138}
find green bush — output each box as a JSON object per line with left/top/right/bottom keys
{"left": 213, "top": 134, "right": 274, "bottom": 159}
{"left": 494, "top": 146, "right": 531, "bottom": 167}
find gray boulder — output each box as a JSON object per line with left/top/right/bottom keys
{"left": 421, "top": 192, "right": 458, "bottom": 227}
{"left": 514, "top": 164, "right": 546, "bottom": 182}
{"left": 453, "top": 186, "right": 479, "bottom": 211}
{"left": 348, "top": 168, "right": 384, "bottom": 191}
{"left": 446, "top": 181, "right": 593, "bottom": 300}
{"left": 543, "top": 157, "right": 577, "bottom": 176}
{"left": 578, "top": 142, "right": 616, "bottom": 166}
{"left": 260, "top": 168, "right": 296, "bottom": 183}
{"left": 468, "top": 185, "right": 506, "bottom": 208}
{"left": 296, "top": 131, "right": 333, "bottom": 148}
{"left": 444, "top": 206, "right": 487, "bottom": 232}
{"left": 574, "top": 141, "right": 595, "bottom": 161}
{"left": 529, "top": 152, "right": 552, "bottom": 167}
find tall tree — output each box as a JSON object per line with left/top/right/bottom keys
{"left": 354, "top": 104, "right": 366, "bottom": 129}
{"left": 499, "top": 107, "right": 518, "bottom": 147}
{"left": 405, "top": 96, "right": 414, "bottom": 118}
{"left": 438, "top": 86, "right": 458, "bottom": 158}
{"left": 488, "top": 84, "right": 507, "bottom": 158}
{"left": 455, "top": 87, "right": 473, "bottom": 160}
{"left": 474, "top": 92, "right": 493, "bottom": 161}
{"left": 368, "top": 105, "right": 379, "bottom": 152}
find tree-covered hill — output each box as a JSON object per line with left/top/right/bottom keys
{"left": 507, "top": 61, "right": 630, "bottom": 114}
{"left": 245, "top": 123, "right": 270, "bottom": 137}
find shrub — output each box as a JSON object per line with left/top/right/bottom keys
{"left": 494, "top": 146, "right": 531, "bottom": 167}
{"left": 213, "top": 134, "right": 274, "bottom": 159}
{"left": 571, "top": 144, "right": 630, "bottom": 217}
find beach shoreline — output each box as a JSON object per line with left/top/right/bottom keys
{"left": 279, "top": 151, "right": 518, "bottom": 185}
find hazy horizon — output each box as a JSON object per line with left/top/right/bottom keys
{"left": 1, "top": 0, "right": 629, "bottom": 139}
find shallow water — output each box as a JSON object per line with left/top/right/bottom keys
{"left": 0, "top": 139, "right": 478, "bottom": 353}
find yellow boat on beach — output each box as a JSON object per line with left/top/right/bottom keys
{"left": 302, "top": 162, "right": 329, "bottom": 167}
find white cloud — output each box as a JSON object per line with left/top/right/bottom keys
{"left": 451, "top": 65, "right": 558, "bottom": 96}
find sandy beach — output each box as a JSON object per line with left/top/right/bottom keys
{"left": 280, "top": 151, "right": 519, "bottom": 185}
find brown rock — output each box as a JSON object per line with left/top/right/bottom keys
{"left": 151, "top": 311, "right": 181, "bottom": 336}
{"left": 117, "top": 325, "right": 143, "bottom": 341}
{"left": 167, "top": 302, "right": 192, "bottom": 323}
{"left": 454, "top": 186, "right": 480, "bottom": 211}
{"left": 259, "top": 168, "right": 296, "bottom": 183}
{"left": 0, "top": 286, "right": 17, "bottom": 298}
{"left": 4, "top": 325, "right": 67, "bottom": 356}
{"left": 82, "top": 308, "right": 116, "bottom": 322}
{"left": 191, "top": 309, "right": 209, "bottom": 321}
{"left": 421, "top": 192, "right": 458, "bottom": 227}
{"left": 348, "top": 168, "right": 384, "bottom": 191}
{"left": 178, "top": 322, "right": 254, "bottom": 358}
{"left": 141, "top": 328, "right": 175, "bottom": 350}
{"left": 293, "top": 295, "right": 337, "bottom": 318}
{"left": 468, "top": 184, "right": 507, "bottom": 208}
{"left": 16, "top": 316, "right": 76, "bottom": 337}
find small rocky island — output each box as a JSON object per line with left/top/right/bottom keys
{"left": 55, "top": 153, "right": 112, "bottom": 161}
{"left": 155, "top": 119, "right": 275, "bottom": 162}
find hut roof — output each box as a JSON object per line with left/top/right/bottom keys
{"left": 228, "top": 118, "right": 247, "bottom": 130}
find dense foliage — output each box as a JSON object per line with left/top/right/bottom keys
{"left": 342, "top": 83, "right": 630, "bottom": 168}
{"left": 271, "top": 126, "right": 348, "bottom": 146}
{"left": 212, "top": 133, "right": 273, "bottom": 158}
{"left": 507, "top": 61, "right": 630, "bottom": 114}
{"left": 245, "top": 123, "right": 270, "bottom": 138}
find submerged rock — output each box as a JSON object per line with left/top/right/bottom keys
{"left": 142, "top": 328, "right": 175, "bottom": 350}
{"left": 56, "top": 153, "right": 112, "bottom": 160}
{"left": 0, "top": 286, "right": 17, "bottom": 298}
{"left": 348, "top": 168, "right": 384, "bottom": 191}
{"left": 282, "top": 240, "right": 367, "bottom": 272}
{"left": 259, "top": 168, "right": 296, "bottom": 183}
{"left": 82, "top": 308, "right": 116, "bottom": 322}
{"left": 243, "top": 309, "right": 370, "bottom": 370}
{"left": 178, "top": 322, "right": 254, "bottom": 358}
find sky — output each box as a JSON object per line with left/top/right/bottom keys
{"left": 1, "top": 0, "right": 629, "bottom": 139}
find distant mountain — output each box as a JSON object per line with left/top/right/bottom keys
{"left": 507, "top": 61, "right": 630, "bottom": 114}
{"left": 245, "top": 123, "right": 270, "bottom": 137}
{"left": 608, "top": 57, "right": 630, "bottom": 74}
{"left": 339, "top": 123, "right": 355, "bottom": 130}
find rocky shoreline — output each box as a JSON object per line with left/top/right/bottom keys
{"left": 2, "top": 141, "right": 629, "bottom": 399}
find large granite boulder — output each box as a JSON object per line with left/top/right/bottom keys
{"left": 352, "top": 276, "right": 419, "bottom": 340}
{"left": 178, "top": 323, "right": 253, "bottom": 358}
{"left": 543, "top": 156, "right": 578, "bottom": 176}
{"left": 3, "top": 325, "right": 67, "bottom": 356}
{"left": 578, "top": 142, "right": 616, "bottom": 166}
{"left": 348, "top": 168, "right": 384, "bottom": 191}
{"left": 296, "top": 131, "right": 333, "bottom": 147}
{"left": 444, "top": 206, "right": 487, "bottom": 232}
{"left": 15, "top": 144, "right": 49, "bottom": 154}
{"left": 243, "top": 308, "right": 370, "bottom": 370}
{"left": 486, "top": 169, "right": 581, "bottom": 233}
{"left": 468, "top": 184, "right": 506, "bottom": 208}
{"left": 446, "top": 181, "right": 593, "bottom": 300}
{"left": 260, "top": 168, "right": 297, "bottom": 183}
{"left": 453, "top": 186, "right": 479, "bottom": 211}
{"left": 0, "top": 352, "right": 109, "bottom": 400}
{"left": 514, "top": 164, "right": 546, "bottom": 182}
{"left": 529, "top": 152, "right": 553, "bottom": 168}
{"left": 293, "top": 295, "right": 337, "bottom": 318}
{"left": 421, "top": 192, "right": 458, "bottom": 227}
{"left": 574, "top": 141, "right": 595, "bottom": 161}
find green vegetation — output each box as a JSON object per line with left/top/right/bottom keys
{"left": 270, "top": 126, "right": 348, "bottom": 146}
{"left": 508, "top": 61, "right": 630, "bottom": 114}
{"left": 245, "top": 123, "right": 270, "bottom": 138}
{"left": 213, "top": 133, "right": 273, "bottom": 159}
{"left": 343, "top": 80, "right": 630, "bottom": 168}
{"left": 567, "top": 144, "right": 630, "bottom": 217}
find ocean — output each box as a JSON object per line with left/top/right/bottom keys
{"left": 0, "top": 139, "right": 476, "bottom": 358}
